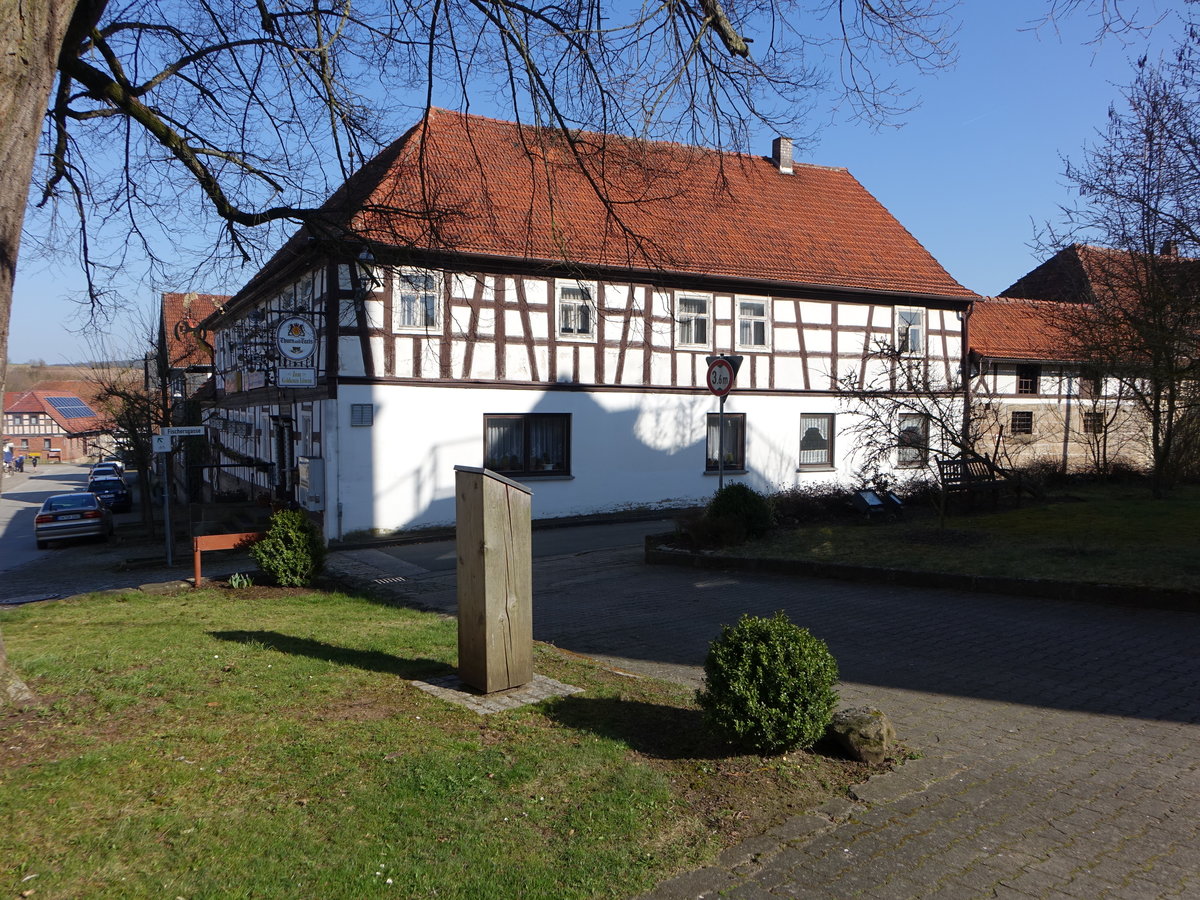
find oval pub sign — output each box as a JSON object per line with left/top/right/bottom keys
{"left": 276, "top": 316, "right": 317, "bottom": 361}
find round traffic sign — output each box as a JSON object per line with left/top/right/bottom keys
{"left": 707, "top": 357, "right": 735, "bottom": 396}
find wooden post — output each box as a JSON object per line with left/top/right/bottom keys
{"left": 192, "top": 532, "right": 265, "bottom": 587}
{"left": 454, "top": 466, "right": 533, "bottom": 693}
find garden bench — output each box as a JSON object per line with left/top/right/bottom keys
{"left": 936, "top": 456, "right": 1014, "bottom": 509}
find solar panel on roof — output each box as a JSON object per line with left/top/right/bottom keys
{"left": 46, "top": 396, "right": 96, "bottom": 418}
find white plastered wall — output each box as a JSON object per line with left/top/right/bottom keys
{"left": 320, "top": 383, "right": 884, "bottom": 539}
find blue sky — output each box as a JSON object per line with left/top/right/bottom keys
{"left": 7, "top": 1, "right": 1183, "bottom": 364}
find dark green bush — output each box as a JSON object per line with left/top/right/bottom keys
{"left": 697, "top": 611, "right": 839, "bottom": 755}
{"left": 770, "top": 482, "right": 852, "bottom": 526}
{"left": 250, "top": 509, "right": 326, "bottom": 587}
{"left": 677, "top": 511, "right": 747, "bottom": 549}
{"left": 706, "top": 483, "right": 774, "bottom": 540}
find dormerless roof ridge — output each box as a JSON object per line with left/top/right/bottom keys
{"left": 227, "top": 107, "right": 976, "bottom": 311}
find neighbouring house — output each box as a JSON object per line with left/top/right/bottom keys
{"left": 150, "top": 292, "right": 230, "bottom": 501}
{"left": 201, "top": 108, "right": 977, "bottom": 541}
{"left": 968, "top": 296, "right": 1147, "bottom": 473}
{"left": 2, "top": 387, "right": 109, "bottom": 463}
{"left": 154, "top": 291, "right": 228, "bottom": 405}
{"left": 967, "top": 242, "right": 1197, "bottom": 474}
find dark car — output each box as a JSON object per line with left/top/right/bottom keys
{"left": 35, "top": 492, "right": 115, "bottom": 549}
{"left": 88, "top": 477, "right": 133, "bottom": 513}
{"left": 89, "top": 463, "right": 125, "bottom": 483}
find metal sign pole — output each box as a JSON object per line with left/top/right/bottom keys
{"left": 718, "top": 393, "right": 726, "bottom": 491}
{"left": 162, "top": 450, "right": 173, "bottom": 567}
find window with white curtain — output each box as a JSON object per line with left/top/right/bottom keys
{"left": 737, "top": 298, "right": 770, "bottom": 349}
{"left": 557, "top": 282, "right": 595, "bottom": 338}
{"left": 676, "top": 294, "right": 711, "bottom": 347}
{"left": 706, "top": 413, "right": 745, "bottom": 470}
{"left": 898, "top": 413, "right": 929, "bottom": 466}
{"left": 484, "top": 414, "right": 570, "bottom": 476}
{"left": 394, "top": 269, "right": 439, "bottom": 329}
{"left": 798, "top": 413, "right": 834, "bottom": 469}
{"left": 896, "top": 307, "right": 924, "bottom": 355}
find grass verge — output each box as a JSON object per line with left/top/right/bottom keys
{"left": 736, "top": 484, "right": 1200, "bottom": 593}
{"left": 1, "top": 586, "right": 869, "bottom": 899}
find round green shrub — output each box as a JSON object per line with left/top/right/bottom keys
{"left": 696, "top": 611, "right": 839, "bottom": 754}
{"left": 706, "top": 483, "right": 774, "bottom": 541}
{"left": 250, "top": 508, "right": 326, "bottom": 587}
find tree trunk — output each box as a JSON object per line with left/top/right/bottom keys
{"left": 0, "top": 0, "right": 85, "bottom": 398}
{"left": 0, "top": 0, "right": 99, "bottom": 686}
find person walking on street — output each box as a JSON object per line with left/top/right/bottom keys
{"left": 31, "top": 455, "right": 37, "bottom": 469}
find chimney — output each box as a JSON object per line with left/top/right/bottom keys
{"left": 772, "top": 136, "right": 793, "bottom": 175}
{"left": 1161, "top": 240, "right": 1179, "bottom": 257}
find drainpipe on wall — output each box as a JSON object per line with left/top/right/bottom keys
{"left": 960, "top": 304, "right": 972, "bottom": 458}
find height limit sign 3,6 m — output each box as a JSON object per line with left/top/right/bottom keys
{"left": 705, "top": 355, "right": 742, "bottom": 396}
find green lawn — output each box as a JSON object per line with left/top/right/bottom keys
{"left": 0, "top": 587, "right": 867, "bottom": 899}
{"left": 740, "top": 484, "right": 1200, "bottom": 592}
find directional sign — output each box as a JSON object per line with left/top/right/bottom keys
{"left": 162, "top": 426, "right": 207, "bottom": 437}
{"left": 706, "top": 357, "right": 736, "bottom": 397}
{"left": 152, "top": 434, "right": 171, "bottom": 454}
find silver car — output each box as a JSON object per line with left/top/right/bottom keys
{"left": 35, "top": 492, "right": 115, "bottom": 549}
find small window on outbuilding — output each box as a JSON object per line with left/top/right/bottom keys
{"left": 1010, "top": 411, "right": 1034, "bottom": 435}
{"left": 350, "top": 403, "right": 374, "bottom": 427}
{"left": 1016, "top": 365, "right": 1040, "bottom": 395}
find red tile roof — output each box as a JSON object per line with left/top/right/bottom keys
{"left": 969, "top": 297, "right": 1081, "bottom": 362}
{"left": 1002, "top": 243, "right": 1200, "bottom": 303}
{"left": 161, "top": 292, "right": 226, "bottom": 368}
{"left": 3, "top": 390, "right": 108, "bottom": 435}
{"left": 239, "top": 109, "right": 974, "bottom": 303}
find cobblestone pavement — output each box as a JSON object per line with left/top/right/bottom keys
{"left": 0, "top": 534, "right": 256, "bottom": 606}
{"left": 327, "top": 544, "right": 1200, "bottom": 900}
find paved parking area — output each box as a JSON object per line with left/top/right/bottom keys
{"left": 330, "top": 540, "right": 1200, "bottom": 899}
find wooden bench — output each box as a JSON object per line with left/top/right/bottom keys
{"left": 192, "top": 531, "right": 264, "bottom": 587}
{"left": 936, "top": 457, "right": 1013, "bottom": 508}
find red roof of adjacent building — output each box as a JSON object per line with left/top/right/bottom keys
{"left": 969, "top": 297, "right": 1079, "bottom": 362}
{"left": 161, "top": 292, "right": 227, "bottom": 369}
{"left": 236, "top": 108, "right": 974, "bottom": 305}
{"left": 2, "top": 390, "right": 108, "bottom": 435}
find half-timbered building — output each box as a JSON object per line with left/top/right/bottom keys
{"left": 202, "top": 109, "right": 976, "bottom": 540}
{"left": 2, "top": 387, "right": 108, "bottom": 463}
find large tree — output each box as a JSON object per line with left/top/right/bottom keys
{"left": 1055, "top": 46, "right": 1200, "bottom": 495}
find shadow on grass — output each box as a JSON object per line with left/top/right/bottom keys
{"left": 209, "top": 629, "right": 451, "bottom": 679}
{"left": 542, "top": 694, "right": 729, "bottom": 760}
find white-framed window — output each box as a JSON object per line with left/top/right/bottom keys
{"left": 556, "top": 281, "right": 596, "bottom": 339}
{"left": 736, "top": 297, "right": 770, "bottom": 349}
{"left": 706, "top": 413, "right": 745, "bottom": 471}
{"left": 799, "top": 413, "right": 834, "bottom": 469}
{"left": 394, "top": 269, "right": 440, "bottom": 330}
{"left": 896, "top": 307, "right": 925, "bottom": 355}
{"left": 898, "top": 413, "right": 929, "bottom": 467}
{"left": 676, "top": 294, "right": 712, "bottom": 348}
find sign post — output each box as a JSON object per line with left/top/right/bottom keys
{"left": 155, "top": 427, "right": 205, "bottom": 566}
{"left": 705, "top": 355, "right": 743, "bottom": 491}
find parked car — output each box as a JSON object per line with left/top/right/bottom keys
{"left": 35, "top": 492, "right": 114, "bottom": 549}
{"left": 88, "top": 477, "right": 133, "bottom": 513}
{"left": 101, "top": 455, "right": 126, "bottom": 473}
{"left": 88, "top": 463, "right": 125, "bottom": 484}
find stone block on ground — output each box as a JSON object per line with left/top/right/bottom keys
{"left": 828, "top": 705, "right": 897, "bottom": 764}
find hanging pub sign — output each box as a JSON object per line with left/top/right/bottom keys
{"left": 277, "top": 368, "right": 317, "bottom": 388}
{"left": 275, "top": 315, "right": 317, "bottom": 361}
